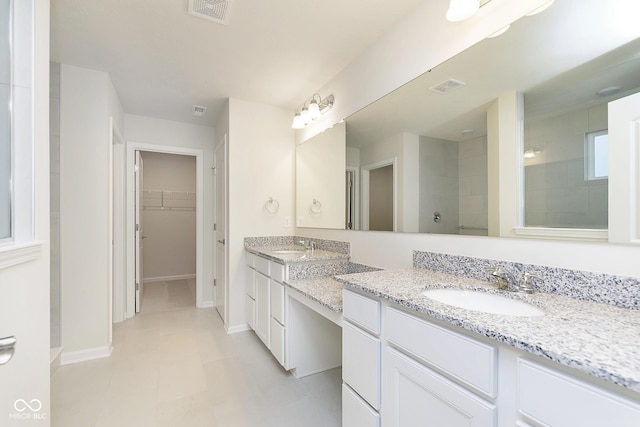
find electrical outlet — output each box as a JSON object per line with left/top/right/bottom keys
{"left": 283, "top": 216, "right": 291, "bottom": 228}
{"left": 296, "top": 216, "right": 304, "bottom": 227}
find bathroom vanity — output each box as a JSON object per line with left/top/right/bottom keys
{"left": 337, "top": 265, "right": 640, "bottom": 427}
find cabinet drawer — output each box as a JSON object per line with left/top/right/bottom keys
{"left": 255, "top": 255, "right": 270, "bottom": 276}
{"left": 385, "top": 346, "right": 496, "bottom": 426}
{"left": 343, "top": 289, "right": 381, "bottom": 335}
{"left": 270, "top": 318, "right": 285, "bottom": 367}
{"left": 246, "top": 267, "right": 255, "bottom": 298}
{"left": 246, "top": 295, "right": 255, "bottom": 330}
{"left": 343, "top": 321, "right": 381, "bottom": 410}
{"left": 271, "top": 262, "right": 285, "bottom": 283}
{"left": 518, "top": 359, "right": 640, "bottom": 427}
{"left": 386, "top": 307, "right": 497, "bottom": 398}
{"left": 246, "top": 252, "right": 254, "bottom": 268}
{"left": 342, "top": 384, "right": 380, "bottom": 427}
{"left": 270, "top": 281, "right": 285, "bottom": 324}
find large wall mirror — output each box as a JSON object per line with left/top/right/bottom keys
{"left": 296, "top": 0, "right": 640, "bottom": 237}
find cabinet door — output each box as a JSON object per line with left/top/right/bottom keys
{"left": 246, "top": 266, "right": 255, "bottom": 299}
{"left": 270, "top": 317, "right": 285, "bottom": 367}
{"left": 343, "top": 321, "right": 381, "bottom": 410}
{"left": 343, "top": 384, "right": 380, "bottom": 427}
{"left": 385, "top": 347, "right": 496, "bottom": 427}
{"left": 255, "top": 272, "right": 270, "bottom": 348}
{"left": 246, "top": 295, "right": 255, "bottom": 330}
{"left": 270, "top": 281, "right": 285, "bottom": 324}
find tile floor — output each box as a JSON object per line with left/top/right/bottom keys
{"left": 51, "top": 280, "right": 342, "bottom": 426}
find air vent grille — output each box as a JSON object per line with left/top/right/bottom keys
{"left": 429, "top": 78, "right": 467, "bottom": 95}
{"left": 188, "top": 0, "right": 232, "bottom": 25}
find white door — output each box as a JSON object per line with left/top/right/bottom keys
{"left": 134, "top": 151, "right": 144, "bottom": 313}
{"left": 214, "top": 136, "right": 228, "bottom": 322}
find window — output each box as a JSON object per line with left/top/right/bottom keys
{"left": 585, "top": 129, "right": 609, "bottom": 180}
{"left": 0, "top": 0, "right": 10, "bottom": 241}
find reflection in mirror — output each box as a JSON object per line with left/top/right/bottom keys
{"left": 295, "top": 0, "right": 640, "bottom": 237}
{"left": 523, "top": 39, "right": 640, "bottom": 229}
{"left": 296, "top": 122, "right": 346, "bottom": 229}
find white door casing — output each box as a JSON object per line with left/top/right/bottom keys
{"left": 214, "top": 135, "right": 228, "bottom": 324}
{"left": 125, "top": 141, "right": 205, "bottom": 319}
{"left": 134, "top": 151, "right": 144, "bottom": 313}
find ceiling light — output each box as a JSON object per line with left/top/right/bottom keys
{"left": 446, "top": 0, "right": 479, "bottom": 22}
{"left": 291, "top": 94, "right": 335, "bottom": 129}
{"left": 461, "top": 129, "right": 475, "bottom": 135}
{"left": 597, "top": 86, "right": 622, "bottom": 97}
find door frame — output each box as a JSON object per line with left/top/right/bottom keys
{"left": 124, "top": 141, "right": 205, "bottom": 319}
{"left": 214, "top": 135, "right": 228, "bottom": 326}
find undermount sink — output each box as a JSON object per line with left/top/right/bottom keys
{"left": 272, "top": 249, "right": 306, "bottom": 254}
{"left": 422, "top": 288, "right": 544, "bottom": 316}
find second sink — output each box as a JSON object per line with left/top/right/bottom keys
{"left": 422, "top": 288, "right": 544, "bottom": 316}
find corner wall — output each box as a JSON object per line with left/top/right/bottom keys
{"left": 226, "top": 98, "right": 295, "bottom": 331}
{"left": 59, "top": 64, "right": 123, "bottom": 362}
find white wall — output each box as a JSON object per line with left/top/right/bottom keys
{"left": 141, "top": 151, "right": 196, "bottom": 281}
{"left": 458, "top": 136, "right": 488, "bottom": 235}
{"left": 59, "top": 64, "right": 123, "bottom": 362}
{"left": 124, "top": 114, "right": 216, "bottom": 304}
{"left": 0, "top": 0, "right": 50, "bottom": 423}
{"left": 226, "top": 98, "right": 294, "bottom": 331}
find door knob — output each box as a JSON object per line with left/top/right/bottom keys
{"left": 217, "top": 239, "right": 225, "bottom": 245}
{"left": 0, "top": 336, "right": 17, "bottom": 365}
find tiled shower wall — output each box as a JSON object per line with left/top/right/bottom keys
{"left": 50, "top": 61, "right": 61, "bottom": 348}
{"left": 524, "top": 104, "right": 608, "bottom": 229}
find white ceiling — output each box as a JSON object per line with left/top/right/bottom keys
{"left": 50, "top": 0, "right": 428, "bottom": 126}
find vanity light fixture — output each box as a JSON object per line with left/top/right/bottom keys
{"left": 291, "top": 94, "right": 335, "bottom": 129}
{"left": 446, "top": 0, "right": 493, "bottom": 22}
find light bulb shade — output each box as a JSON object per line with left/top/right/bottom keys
{"left": 300, "top": 107, "right": 311, "bottom": 125}
{"left": 308, "top": 100, "right": 321, "bottom": 120}
{"left": 446, "top": 0, "right": 479, "bottom": 22}
{"left": 292, "top": 114, "right": 304, "bottom": 129}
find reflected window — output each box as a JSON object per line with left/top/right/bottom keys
{"left": 1, "top": 0, "right": 11, "bottom": 240}
{"left": 585, "top": 130, "right": 608, "bottom": 180}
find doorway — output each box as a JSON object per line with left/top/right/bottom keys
{"left": 124, "top": 142, "right": 205, "bottom": 320}
{"left": 361, "top": 159, "right": 396, "bottom": 231}
{"left": 137, "top": 151, "right": 197, "bottom": 313}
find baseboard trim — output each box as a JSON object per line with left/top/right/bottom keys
{"left": 199, "top": 300, "right": 214, "bottom": 308}
{"left": 60, "top": 345, "right": 112, "bottom": 366}
{"left": 143, "top": 274, "right": 196, "bottom": 283}
{"left": 226, "top": 323, "right": 251, "bottom": 334}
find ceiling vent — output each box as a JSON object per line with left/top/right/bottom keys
{"left": 429, "top": 78, "right": 467, "bottom": 95}
{"left": 188, "top": 0, "right": 232, "bottom": 25}
{"left": 192, "top": 105, "right": 207, "bottom": 117}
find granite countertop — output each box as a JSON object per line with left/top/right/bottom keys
{"left": 335, "top": 268, "right": 640, "bottom": 393}
{"left": 246, "top": 245, "right": 349, "bottom": 264}
{"left": 285, "top": 277, "right": 343, "bottom": 313}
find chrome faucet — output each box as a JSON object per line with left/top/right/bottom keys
{"left": 484, "top": 267, "right": 544, "bottom": 293}
{"left": 484, "top": 267, "right": 518, "bottom": 291}
{"left": 298, "top": 240, "right": 316, "bottom": 252}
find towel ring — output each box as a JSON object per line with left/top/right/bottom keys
{"left": 309, "top": 199, "right": 322, "bottom": 214}
{"left": 265, "top": 197, "right": 279, "bottom": 214}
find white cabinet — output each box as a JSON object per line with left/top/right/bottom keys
{"left": 342, "top": 321, "right": 381, "bottom": 409}
{"left": 255, "top": 271, "right": 270, "bottom": 347}
{"left": 245, "top": 251, "right": 288, "bottom": 368}
{"left": 342, "top": 289, "right": 382, "bottom": 426}
{"left": 343, "top": 384, "right": 380, "bottom": 427}
{"left": 518, "top": 359, "right": 640, "bottom": 427}
{"left": 385, "top": 346, "right": 496, "bottom": 427}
